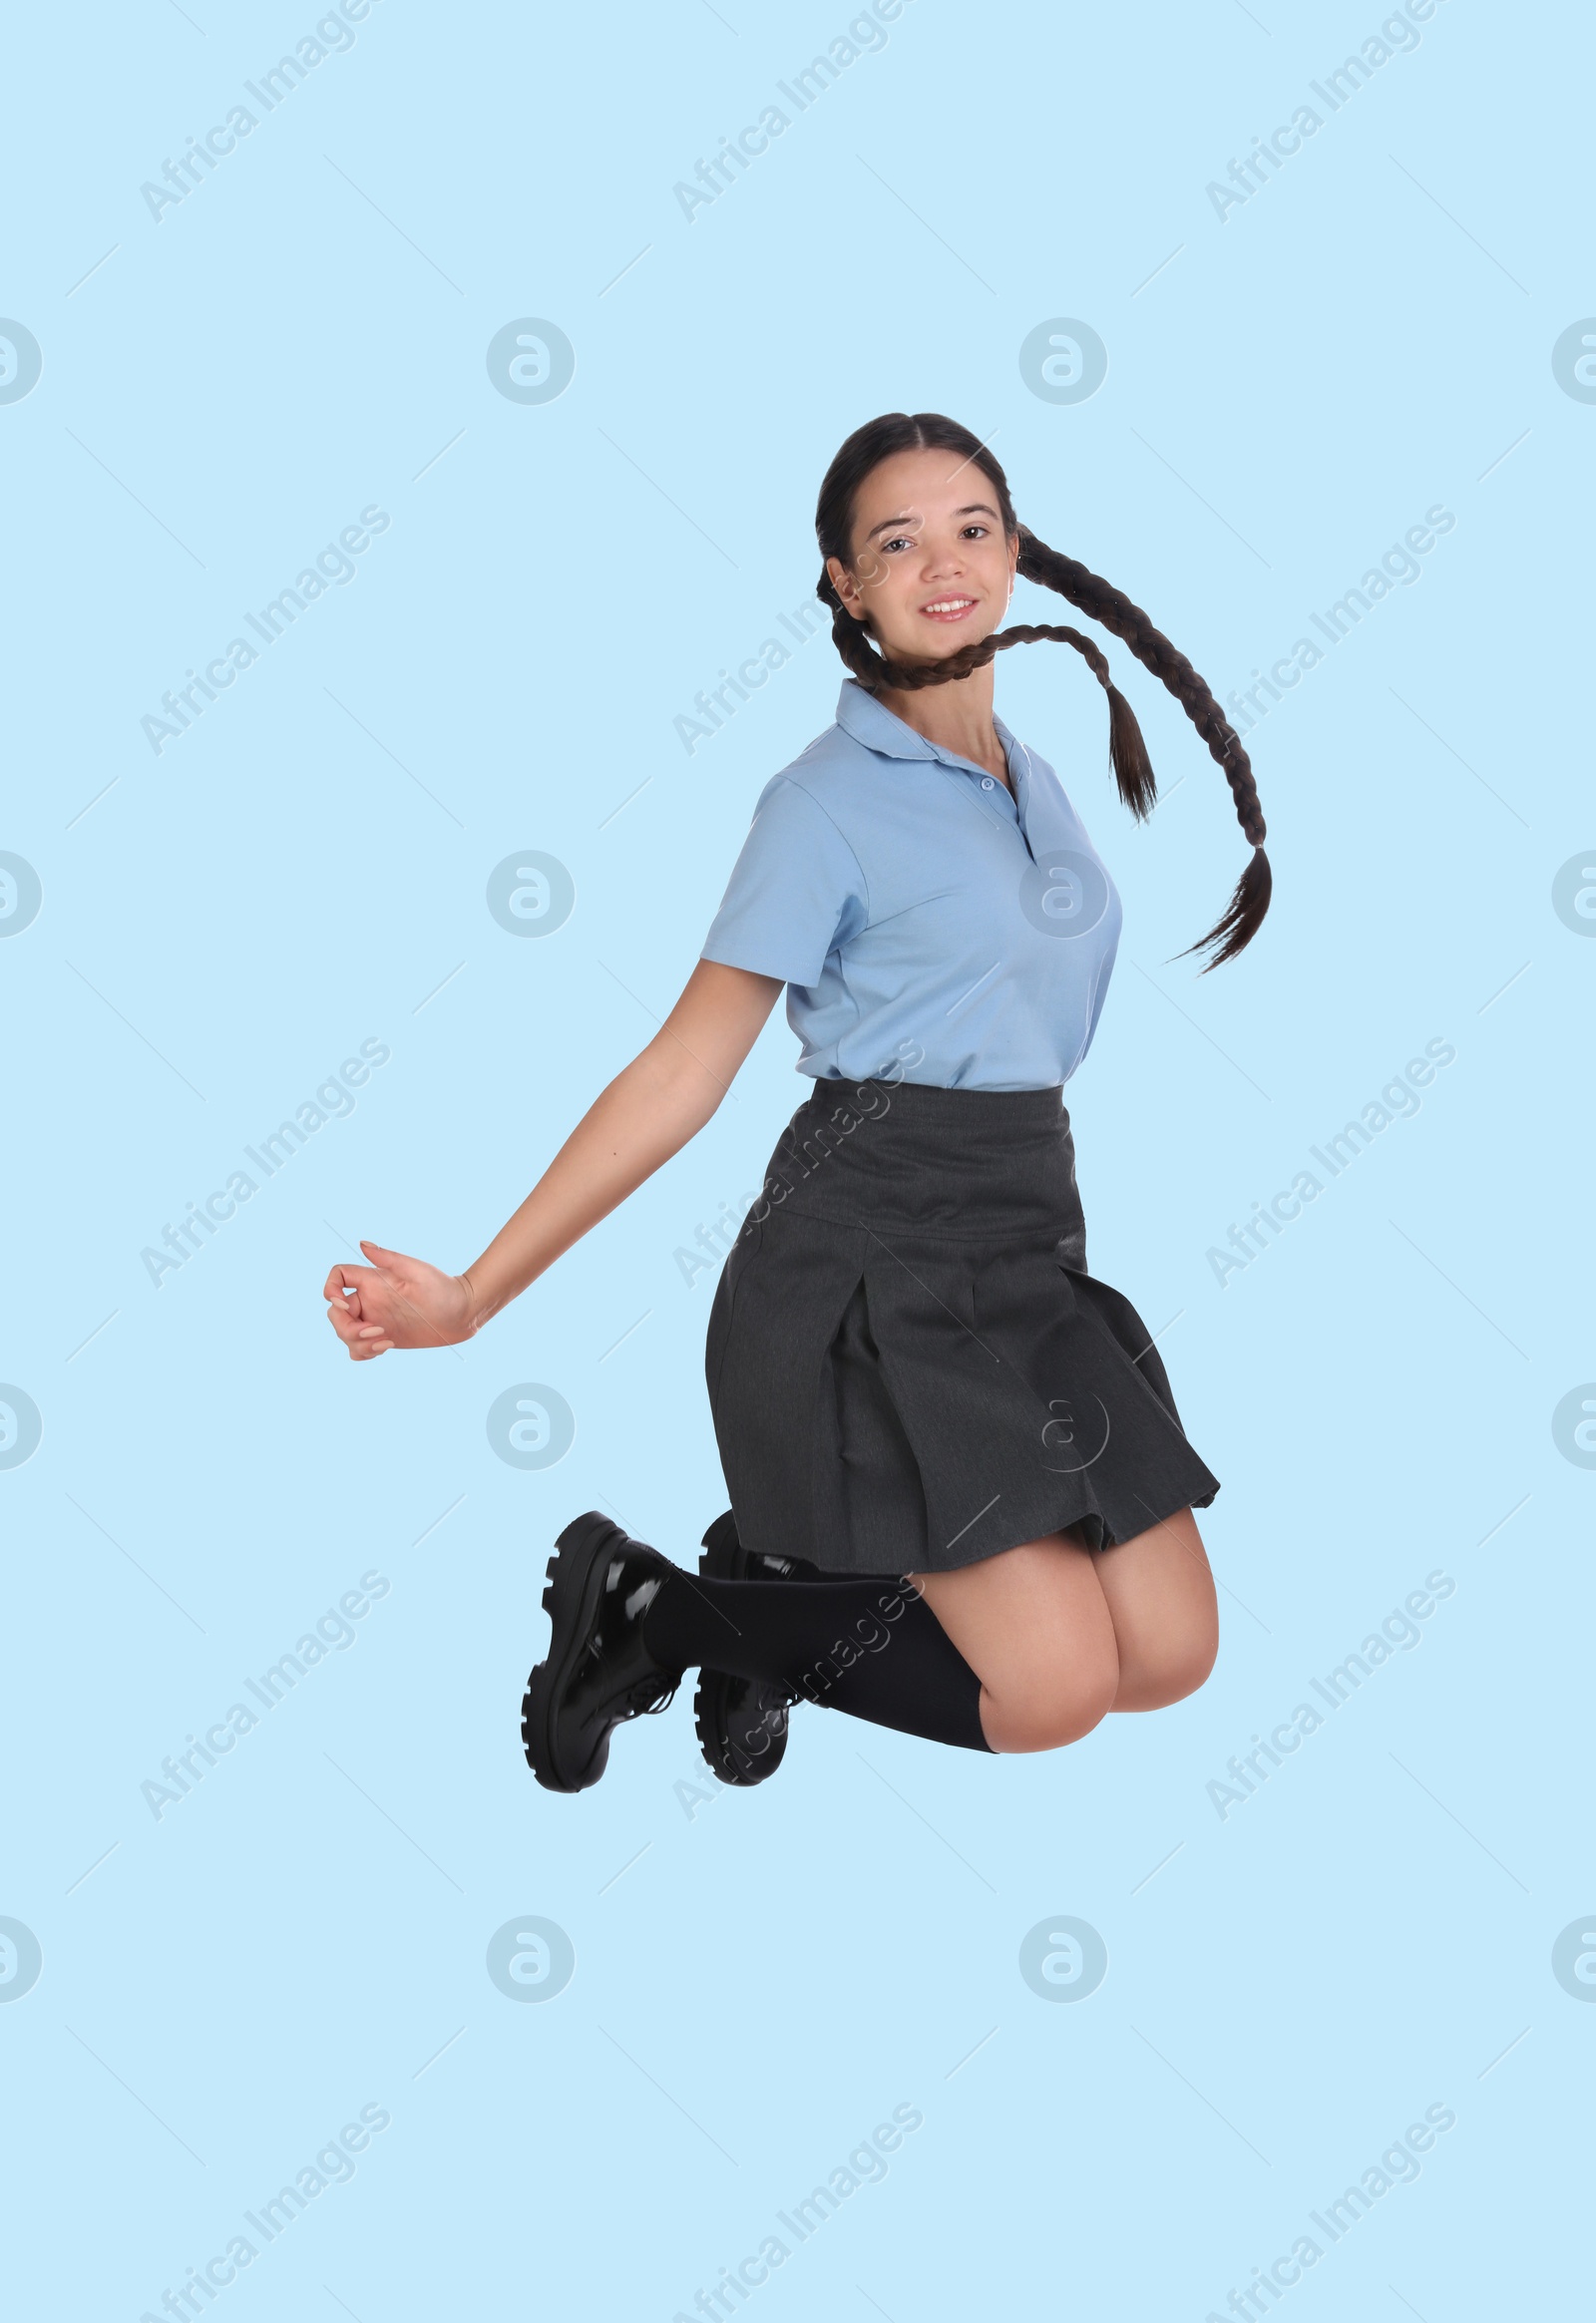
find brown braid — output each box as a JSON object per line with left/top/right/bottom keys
{"left": 820, "top": 581, "right": 1161, "bottom": 821}
{"left": 814, "top": 413, "right": 1271, "bottom": 968}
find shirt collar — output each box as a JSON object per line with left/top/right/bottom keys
{"left": 835, "top": 678, "right": 1024, "bottom": 788}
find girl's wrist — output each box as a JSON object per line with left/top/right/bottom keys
{"left": 458, "top": 1269, "right": 493, "bottom": 1334}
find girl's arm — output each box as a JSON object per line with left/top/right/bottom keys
{"left": 322, "top": 960, "right": 783, "bottom": 1360}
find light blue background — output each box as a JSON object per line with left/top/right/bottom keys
{"left": 3, "top": 2, "right": 1591, "bottom": 2317}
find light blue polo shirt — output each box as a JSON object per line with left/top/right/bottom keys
{"left": 700, "top": 680, "right": 1123, "bottom": 1092}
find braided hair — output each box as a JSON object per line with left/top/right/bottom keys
{"left": 815, "top": 412, "right": 1270, "bottom": 968}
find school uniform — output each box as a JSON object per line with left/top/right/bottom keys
{"left": 699, "top": 680, "right": 1219, "bottom": 1575}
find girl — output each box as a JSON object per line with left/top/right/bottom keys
{"left": 322, "top": 412, "right": 1269, "bottom": 1796}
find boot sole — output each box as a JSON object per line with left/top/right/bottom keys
{"left": 522, "top": 1510, "right": 628, "bottom": 1793}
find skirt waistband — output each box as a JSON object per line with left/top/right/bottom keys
{"left": 756, "top": 1076, "right": 1086, "bottom": 1250}
{"left": 797, "top": 1076, "right": 1069, "bottom": 1129}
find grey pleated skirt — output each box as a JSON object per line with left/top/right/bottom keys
{"left": 705, "top": 1077, "right": 1219, "bottom": 1576}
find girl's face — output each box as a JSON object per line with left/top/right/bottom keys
{"left": 826, "top": 445, "right": 1018, "bottom": 668}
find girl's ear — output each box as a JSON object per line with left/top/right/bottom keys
{"left": 825, "top": 555, "right": 867, "bottom": 619}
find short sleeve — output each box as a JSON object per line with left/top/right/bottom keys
{"left": 699, "top": 776, "right": 867, "bottom": 986}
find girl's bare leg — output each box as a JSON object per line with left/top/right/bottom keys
{"left": 911, "top": 1507, "right": 1217, "bottom": 1751}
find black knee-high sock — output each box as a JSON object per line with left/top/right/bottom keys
{"left": 642, "top": 1572, "right": 992, "bottom": 1753}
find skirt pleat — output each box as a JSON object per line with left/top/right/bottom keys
{"left": 705, "top": 1080, "right": 1219, "bottom": 1576}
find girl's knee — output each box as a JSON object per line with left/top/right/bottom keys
{"left": 984, "top": 1654, "right": 1119, "bottom": 1753}
{"left": 1117, "top": 1621, "right": 1219, "bottom": 1712}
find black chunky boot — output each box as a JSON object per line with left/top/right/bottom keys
{"left": 522, "top": 1513, "right": 683, "bottom": 1793}
{"left": 692, "top": 1510, "right": 824, "bottom": 1787}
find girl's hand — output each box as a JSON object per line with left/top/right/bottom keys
{"left": 323, "top": 1241, "right": 478, "bottom": 1359}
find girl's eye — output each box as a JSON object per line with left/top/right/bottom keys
{"left": 879, "top": 525, "right": 989, "bottom": 553}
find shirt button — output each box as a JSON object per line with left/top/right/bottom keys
{"left": 982, "top": 776, "right": 995, "bottom": 790}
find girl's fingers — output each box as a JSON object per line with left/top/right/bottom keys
{"left": 324, "top": 1244, "right": 416, "bottom": 1360}
{"left": 325, "top": 1259, "right": 396, "bottom": 1303}
{"left": 327, "top": 1301, "right": 395, "bottom": 1347}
